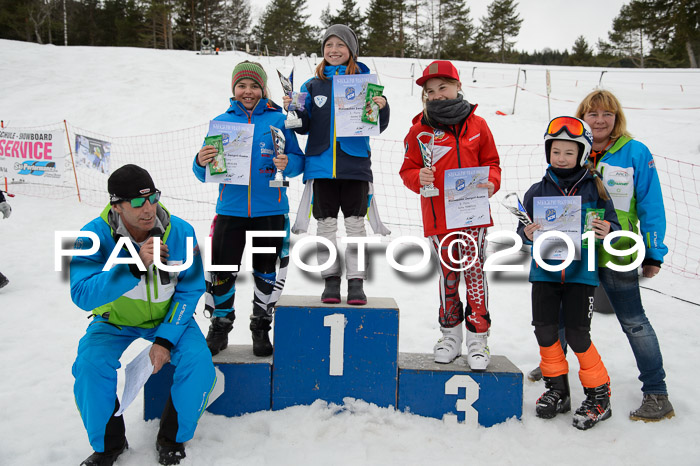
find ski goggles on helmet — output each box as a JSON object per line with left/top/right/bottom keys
{"left": 112, "top": 190, "right": 161, "bottom": 208}
{"left": 546, "top": 116, "right": 586, "bottom": 139}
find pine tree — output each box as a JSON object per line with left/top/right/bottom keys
{"left": 365, "top": 0, "right": 403, "bottom": 56}
{"left": 441, "top": 0, "right": 476, "bottom": 61}
{"left": 319, "top": 0, "right": 365, "bottom": 50}
{"left": 480, "top": 0, "right": 523, "bottom": 62}
{"left": 604, "top": 0, "right": 653, "bottom": 67}
{"left": 647, "top": 0, "right": 699, "bottom": 68}
{"left": 568, "top": 35, "right": 593, "bottom": 66}
{"left": 221, "top": 0, "right": 251, "bottom": 51}
{"left": 256, "top": 0, "right": 314, "bottom": 56}
{"left": 404, "top": 0, "right": 428, "bottom": 57}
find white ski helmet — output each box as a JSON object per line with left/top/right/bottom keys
{"left": 544, "top": 116, "right": 593, "bottom": 167}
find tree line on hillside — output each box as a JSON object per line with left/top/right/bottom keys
{"left": 1, "top": 0, "right": 697, "bottom": 68}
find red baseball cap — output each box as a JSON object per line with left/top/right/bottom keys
{"left": 416, "top": 60, "right": 460, "bottom": 86}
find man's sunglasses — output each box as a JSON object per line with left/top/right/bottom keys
{"left": 113, "top": 191, "right": 161, "bottom": 208}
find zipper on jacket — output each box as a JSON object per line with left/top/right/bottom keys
{"left": 246, "top": 105, "right": 254, "bottom": 217}
{"left": 332, "top": 69, "right": 339, "bottom": 178}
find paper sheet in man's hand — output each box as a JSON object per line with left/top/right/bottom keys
{"left": 116, "top": 346, "right": 154, "bottom": 416}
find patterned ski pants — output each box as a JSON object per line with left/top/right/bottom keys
{"left": 429, "top": 227, "right": 490, "bottom": 333}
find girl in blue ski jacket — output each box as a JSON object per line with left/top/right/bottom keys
{"left": 518, "top": 117, "right": 620, "bottom": 430}
{"left": 283, "top": 24, "right": 390, "bottom": 305}
{"left": 193, "top": 61, "right": 304, "bottom": 357}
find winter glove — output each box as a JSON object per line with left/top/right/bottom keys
{"left": 0, "top": 202, "right": 11, "bottom": 219}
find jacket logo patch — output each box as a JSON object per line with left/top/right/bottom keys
{"left": 434, "top": 130, "right": 446, "bottom": 141}
{"left": 469, "top": 133, "right": 481, "bottom": 142}
{"left": 314, "top": 96, "right": 327, "bottom": 107}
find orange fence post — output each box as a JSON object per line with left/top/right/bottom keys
{"left": 64, "top": 120, "right": 82, "bottom": 202}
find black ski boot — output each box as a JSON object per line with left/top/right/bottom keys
{"left": 536, "top": 374, "right": 571, "bottom": 419}
{"left": 321, "top": 276, "right": 341, "bottom": 304}
{"left": 347, "top": 278, "right": 367, "bottom": 305}
{"left": 250, "top": 318, "right": 273, "bottom": 357}
{"left": 573, "top": 381, "right": 612, "bottom": 430}
{"left": 156, "top": 437, "right": 186, "bottom": 465}
{"left": 206, "top": 317, "right": 233, "bottom": 356}
{"left": 80, "top": 440, "right": 128, "bottom": 466}
{"left": 0, "top": 272, "right": 8, "bottom": 289}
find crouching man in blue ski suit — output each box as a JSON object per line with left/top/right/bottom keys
{"left": 70, "top": 164, "right": 215, "bottom": 466}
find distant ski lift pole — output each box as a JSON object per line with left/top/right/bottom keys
{"left": 410, "top": 63, "right": 415, "bottom": 95}
{"left": 598, "top": 70, "right": 607, "bottom": 87}
{"left": 511, "top": 68, "right": 521, "bottom": 115}
{"left": 546, "top": 69, "right": 552, "bottom": 121}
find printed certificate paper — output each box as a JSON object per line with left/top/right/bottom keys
{"left": 444, "top": 167, "right": 491, "bottom": 229}
{"left": 333, "top": 74, "right": 380, "bottom": 137}
{"left": 533, "top": 196, "right": 582, "bottom": 260}
{"left": 204, "top": 120, "right": 254, "bottom": 185}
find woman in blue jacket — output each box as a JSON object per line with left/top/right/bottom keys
{"left": 284, "top": 24, "right": 390, "bottom": 305}
{"left": 193, "top": 61, "right": 304, "bottom": 357}
{"left": 576, "top": 89, "right": 674, "bottom": 422}
{"left": 518, "top": 117, "right": 620, "bottom": 430}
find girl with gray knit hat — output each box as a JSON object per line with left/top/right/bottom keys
{"left": 283, "top": 24, "right": 391, "bottom": 306}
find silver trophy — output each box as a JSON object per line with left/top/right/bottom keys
{"left": 501, "top": 192, "right": 532, "bottom": 226}
{"left": 277, "top": 70, "right": 302, "bottom": 129}
{"left": 417, "top": 132, "right": 439, "bottom": 197}
{"left": 269, "top": 125, "right": 289, "bottom": 188}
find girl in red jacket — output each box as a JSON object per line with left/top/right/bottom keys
{"left": 400, "top": 60, "right": 501, "bottom": 370}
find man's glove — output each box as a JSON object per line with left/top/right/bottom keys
{"left": 0, "top": 202, "right": 11, "bottom": 219}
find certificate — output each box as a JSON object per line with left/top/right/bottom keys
{"left": 533, "top": 196, "right": 582, "bottom": 260}
{"left": 333, "top": 74, "right": 380, "bottom": 137}
{"left": 444, "top": 167, "right": 491, "bottom": 229}
{"left": 204, "top": 120, "right": 254, "bottom": 185}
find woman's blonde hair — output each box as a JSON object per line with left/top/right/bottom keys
{"left": 315, "top": 55, "right": 359, "bottom": 80}
{"left": 420, "top": 77, "right": 461, "bottom": 126}
{"left": 575, "top": 89, "right": 631, "bottom": 142}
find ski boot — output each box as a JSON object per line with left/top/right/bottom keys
{"left": 80, "top": 440, "right": 128, "bottom": 466}
{"left": 205, "top": 316, "right": 233, "bottom": 356}
{"left": 465, "top": 330, "right": 491, "bottom": 371}
{"left": 321, "top": 276, "right": 341, "bottom": 304}
{"left": 434, "top": 325, "right": 463, "bottom": 364}
{"left": 536, "top": 374, "right": 571, "bottom": 419}
{"left": 573, "top": 382, "right": 612, "bottom": 430}
{"left": 250, "top": 318, "right": 273, "bottom": 357}
{"left": 156, "top": 437, "right": 185, "bottom": 465}
{"left": 347, "top": 278, "right": 367, "bottom": 305}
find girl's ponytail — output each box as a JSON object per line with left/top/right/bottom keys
{"left": 584, "top": 160, "right": 610, "bottom": 201}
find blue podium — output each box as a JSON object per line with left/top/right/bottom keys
{"left": 143, "top": 295, "right": 523, "bottom": 427}
{"left": 398, "top": 353, "right": 522, "bottom": 427}
{"left": 144, "top": 345, "right": 272, "bottom": 420}
{"left": 272, "top": 295, "right": 399, "bottom": 410}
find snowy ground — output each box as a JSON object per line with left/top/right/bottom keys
{"left": 1, "top": 40, "right": 700, "bottom": 465}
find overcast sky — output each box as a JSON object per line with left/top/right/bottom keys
{"left": 254, "top": 0, "right": 630, "bottom": 54}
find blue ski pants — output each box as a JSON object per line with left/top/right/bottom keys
{"left": 72, "top": 318, "right": 215, "bottom": 452}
